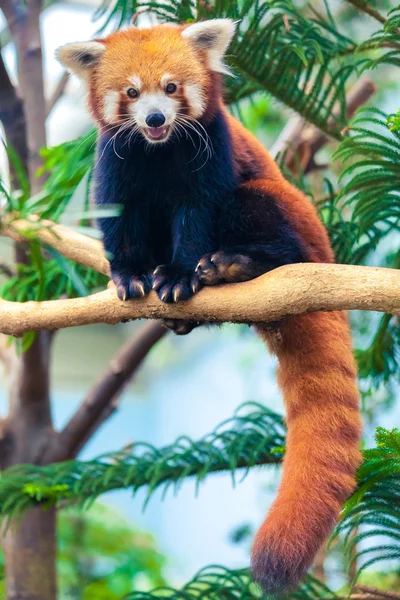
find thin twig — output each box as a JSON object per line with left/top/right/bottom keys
{"left": 0, "top": 261, "right": 14, "bottom": 278}
{"left": 353, "top": 586, "right": 400, "bottom": 600}
{"left": 45, "top": 71, "right": 69, "bottom": 118}
{"left": 345, "top": 0, "right": 386, "bottom": 25}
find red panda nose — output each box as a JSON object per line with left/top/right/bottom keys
{"left": 146, "top": 113, "right": 165, "bottom": 128}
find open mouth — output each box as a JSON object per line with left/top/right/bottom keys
{"left": 143, "top": 126, "right": 171, "bottom": 143}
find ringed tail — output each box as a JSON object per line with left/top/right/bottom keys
{"left": 252, "top": 310, "right": 362, "bottom": 594}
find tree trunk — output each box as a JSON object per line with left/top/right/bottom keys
{"left": 2, "top": 508, "right": 57, "bottom": 600}
{"left": 0, "top": 2, "right": 56, "bottom": 596}
{"left": 2, "top": 331, "right": 56, "bottom": 600}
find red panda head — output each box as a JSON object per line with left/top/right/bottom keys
{"left": 57, "top": 19, "right": 236, "bottom": 144}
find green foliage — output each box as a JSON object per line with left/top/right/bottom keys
{"left": 1, "top": 255, "right": 107, "bottom": 303}
{"left": 333, "top": 108, "right": 400, "bottom": 265}
{"left": 357, "top": 6, "right": 400, "bottom": 70}
{"left": 0, "top": 403, "right": 284, "bottom": 518}
{"left": 356, "top": 311, "right": 400, "bottom": 388}
{"left": 34, "top": 130, "right": 95, "bottom": 222}
{"left": 358, "top": 570, "right": 400, "bottom": 590}
{"left": 124, "top": 565, "right": 335, "bottom": 599}
{"left": 335, "top": 427, "right": 400, "bottom": 582}
{"left": 326, "top": 109, "right": 400, "bottom": 392}
{"left": 0, "top": 132, "right": 111, "bottom": 306}
{"left": 58, "top": 503, "right": 165, "bottom": 599}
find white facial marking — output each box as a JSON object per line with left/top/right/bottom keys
{"left": 103, "top": 91, "right": 120, "bottom": 123}
{"left": 127, "top": 75, "right": 142, "bottom": 91}
{"left": 184, "top": 83, "right": 206, "bottom": 118}
{"left": 161, "top": 73, "right": 174, "bottom": 88}
{"left": 130, "top": 91, "right": 177, "bottom": 127}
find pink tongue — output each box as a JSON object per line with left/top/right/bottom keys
{"left": 148, "top": 127, "right": 165, "bottom": 139}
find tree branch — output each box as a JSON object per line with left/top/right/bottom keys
{"left": 0, "top": 263, "right": 398, "bottom": 336}
{"left": 41, "top": 320, "right": 166, "bottom": 463}
{"left": 353, "top": 586, "right": 400, "bottom": 600}
{"left": 345, "top": 0, "right": 386, "bottom": 25}
{"left": 45, "top": 71, "right": 69, "bottom": 119}
{"left": 271, "top": 77, "right": 377, "bottom": 174}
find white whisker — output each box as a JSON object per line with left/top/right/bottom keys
{"left": 175, "top": 114, "right": 213, "bottom": 171}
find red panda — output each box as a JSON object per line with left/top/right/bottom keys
{"left": 57, "top": 19, "right": 362, "bottom": 594}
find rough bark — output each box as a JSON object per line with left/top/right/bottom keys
{"left": 2, "top": 331, "right": 55, "bottom": 600}
{"left": 2, "top": 510, "right": 56, "bottom": 600}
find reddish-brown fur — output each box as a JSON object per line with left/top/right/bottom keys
{"left": 65, "top": 23, "right": 362, "bottom": 591}
{"left": 225, "top": 112, "right": 362, "bottom": 591}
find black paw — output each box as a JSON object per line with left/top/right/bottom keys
{"left": 196, "top": 251, "right": 253, "bottom": 285}
{"left": 112, "top": 271, "right": 152, "bottom": 301}
{"left": 162, "top": 319, "right": 200, "bottom": 335}
{"left": 152, "top": 265, "right": 202, "bottom": 303}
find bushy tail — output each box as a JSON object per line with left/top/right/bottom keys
{"left": 252, "top": 311, "right": 362, "bottom": 595}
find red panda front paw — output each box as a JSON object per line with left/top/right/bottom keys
{"left": 152, "top": 265, "right": 202, "bottom": 303}
{"left": 112, "top": 271, "right": 152, "bottom": 301}
{"left": 196, "top": 251, "right": 253, "bottom": 284}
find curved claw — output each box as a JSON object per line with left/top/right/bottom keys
{"left": 152, "top": 265, "right": 202, "bottom": 304}
{"left": 112, "top": 271, "right": 152, "bottom": 301}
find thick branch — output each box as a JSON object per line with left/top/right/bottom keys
{"left": 42, "top": 321, "right": 166, "bottom": 463}
{"left": 0, "top": 263, "right": 398, "bottom": 336}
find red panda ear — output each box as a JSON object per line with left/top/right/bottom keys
{"left": 56, "top": 41, "right": 106, "bottom": 79}
{"left": 182, "top": 19, "right": 237, "bottom": 76}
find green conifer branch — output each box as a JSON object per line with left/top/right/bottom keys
{"left": 0, "top": 403, "right": 285, "bottom": 519}
{"left": 333, "top": 108, "right": 400, "bottom": 265}
{"left": 124, "top": 565, "right": 335, "bottom": 599}
{"left": 356, "top": 8, "right": 400, "bottom": 70}
{"left": 334, "top": 427, "right": 400, "bottom": 583}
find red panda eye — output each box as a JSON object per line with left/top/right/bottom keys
{"left": 165, "top": 83, "right": 177, "bottom": 95}
{"left": 127, "top": 88, "right": 138, "bottom": 99}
